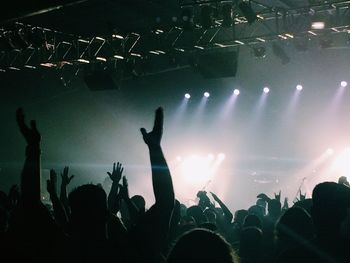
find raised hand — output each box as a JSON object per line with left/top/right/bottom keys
{"left": 61, "top": 166, "right": 74, "bottom": 186}
{"left": 16, "top": 108, "right": 41, "bottom": 145}
{"left": 299, "top": 190, "right": 306, "bottom": 201}
{"left": 47, "top": 169, "right": 58, "bottom": 196}
{"left": 210, "top": 192, "right": 219, "bottom": 202}
{"left": 107, "top": 162, "right": 124, "bottom": 183}
{"left": 274, "top": 190, "right": 281, "bottom": 202}
{"left": 140, "top": 107, "right": 163, "bottom": 147}
{"left": 119, "top": 176, "right": 129, "bottom": 200}
{"left": 282, "top": 197, "right": 289, "bottom": 210}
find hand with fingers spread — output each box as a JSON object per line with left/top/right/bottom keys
{"left": 47, "top": 169, "right": 58, "bottom": 196}
{"left": 61, "top": 166, "right": 74, "bottom": 186}
{"left": 107, "top": 162, "right": 124, "bottom": 184}
{"left": 140, "top": 107, "right": 163, "bottom": 148}
{"left": 16, "top": 108, "right": 41, "bottom": 145}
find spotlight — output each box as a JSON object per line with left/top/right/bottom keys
{"left": 204, "top": 92, "right": 210, "bottom": 98}
{"left": 311, "top": 21, "right": 325, "bottom": 30}
{"left": 296, "top": 84, "right": 303, "bottom": 91}
{"left": 238, "top": 1, "right": 257, "bottom": 24}
{"left": 185, "top": 93, "right": 191, "bottom": 99}
{"left": 263, "top": 87, "right": 270, "bottom": 93}
{"left": 326, "top": 148, "right": 334, "bottom": 156}
{"left": 233, "top": 89, "right": 240, "bottom": 95}
{"left": 218, "top": 153, "right": 226, "bottom": 160}
{"left": 340, "top": 81, "right": 347, "bottom": 87}
{"left": 181, "top": 8, "right": 194, "bottom": 30}
{"left": 253, "top": 46, "right": 266, "bottom": 58}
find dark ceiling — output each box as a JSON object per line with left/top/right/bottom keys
{"left": 0, "top": 0, "right": 312, "bottom": 37}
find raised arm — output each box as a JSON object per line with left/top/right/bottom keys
{"left": 16, "top": 108, "right": 41, "bottom": 204}
{"left": 107, "top": 162, "right": 123, "bottom": 214}
{"left": 211, "top": 192, "right": 233, "bottom": 223}
{"left": 47, "top": 169, "right": 68, "bottom": 228}
{"left": 60, "top": 166, "right": 74, "bottom": 215}
{"left": 140, "top": 107, "right": 174, "bottom": 210}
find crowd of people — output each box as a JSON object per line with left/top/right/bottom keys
{"left": 0, "top": 107, "right": 349, "bottom": 263}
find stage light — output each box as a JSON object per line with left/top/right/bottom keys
{"left": 326, "top": 148, "right": 334, "bottom": 156}
{"left": 234, "top": 89, "right": 240, "bottom": 95}
{"left": 340, "top": 81, "right": 347, "bottom": 87}
{"left": 185, "top": 93, "right": 191, "bottom": 99}
{"left": 253, "top": 46, "right": 266, "bottom": 58}
{"left": 311, "top": 21, "right": 325, "bottom": 30}
{"left": 176, "top": 156, "right": 182, "bottom": 161}
{"left": 180, "top": 155, "right": 214, "bottom": 183}
{"left": 332, "top": 148, "right": 350, "bottom": 177}
{"left": 296, "top": 84, "right": 303, "bottom": 91}
{"left": 204, "top": 92, "right": 210, "bottom": 98}
{"left": 263, "top": 87, "right": 270, "bottom": 93}
{"left": 218, "top": 153, "right": 226, "bottom": 160}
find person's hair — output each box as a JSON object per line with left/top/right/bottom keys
{"left": 275, "top": 207, "right": 314, "bottom": 245}
{"left": 69, "top": 184, "right": 107, "bottom": 226}
{"left": 239, "top": 227, "right": 262, "bottom": 257}
{"left": 167, "top": 228, "right": 238, "bottom": 263}
{"left": 243, "top": 214, "right": 262, "bottom": 229}
{"left": 131, "top": 195, "right": 146, "bottom": 213}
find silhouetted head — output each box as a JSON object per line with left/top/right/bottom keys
{"left": 243, "top": 214, "right": 262, "bottom": 229}
{"left": 268, "top": 199, "right": 282, "bottom": 218}
{"left": 239, "top": 227, "right": 262, "bottom": 258}
{"left": 275, "top": 207, "right": 314, "bottom": 247}
{"left": 69, "top": 184, "right": 107, "bottom": 237}
{"left": 204, "top": 208, "right": 216, "bottom": 224}
{"left": 131, "top": 195, "right": 146, "bottom": 214}
{"left": 167, "top": 229, "right": 237, "bottom": 263}
{"left": 234, "top": 209, "right": 248, "bottom": 225}
{"left": 311, "top": 182, "right": 350, "bottom": 235}
{"left": 248, "top": 204, "right": 265, "bottom": 221}
{"left": 338, "top": 176, "right": 349, "bottom": 186}
{"left": 187, "top": 205, "right": 206, "bottom": 225}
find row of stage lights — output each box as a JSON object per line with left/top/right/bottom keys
{"left": 183, "top": 81, "right": 348, "bottom": 99}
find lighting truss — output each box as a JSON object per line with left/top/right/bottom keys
{"left": 1, "top": 1, "right": 349, "bottom": 74}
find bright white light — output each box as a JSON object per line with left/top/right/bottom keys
{"left": 204, "top": 92, "right": 210, "bottom": 98}
{"left": 180, "top": 155, "right": 214, "bottom": 183}
{"left": 326, "top": 148, "right": 334, "bottom": 156}
{"left": 311, "top": 21, "right": 325, "bottom": 30}
{"left": 332, "top": 148, "right": 350, "bottom": 177}
{"left": 340, "top": 81, "right": 347, "bottom": 87}
{"left": 296, "top": 84, "right": 303, "bottom": 91}
{"left": 176, "top": 156, "right": 182, "bottom": 161}
{"left": 185, "top": 93, "right": 191, "bottom": 99}
{"left": 207, "top": 153, "right": 215, "bottom": 161}
{"left": 234, "top": 89, "right": 240, "bottom": 95}
{"left": 218, "top": 153, "right": 226, "bottom": 160}
{"left": 263, "top": 87, "right": 270, "bottom": 93}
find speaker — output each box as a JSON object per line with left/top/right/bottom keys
{"left": 191, "top": 50, "right": 238, "bottom": 78}
{"left": 84, "top": 71, "right": 119, "bottom": 91}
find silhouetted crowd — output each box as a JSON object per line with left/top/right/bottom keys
{"left": 0, "top": 107, "right": 349, "bottom": 263}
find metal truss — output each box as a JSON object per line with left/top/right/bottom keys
{"left": 0, "top": 1, "right": 349, "bottom": 73}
